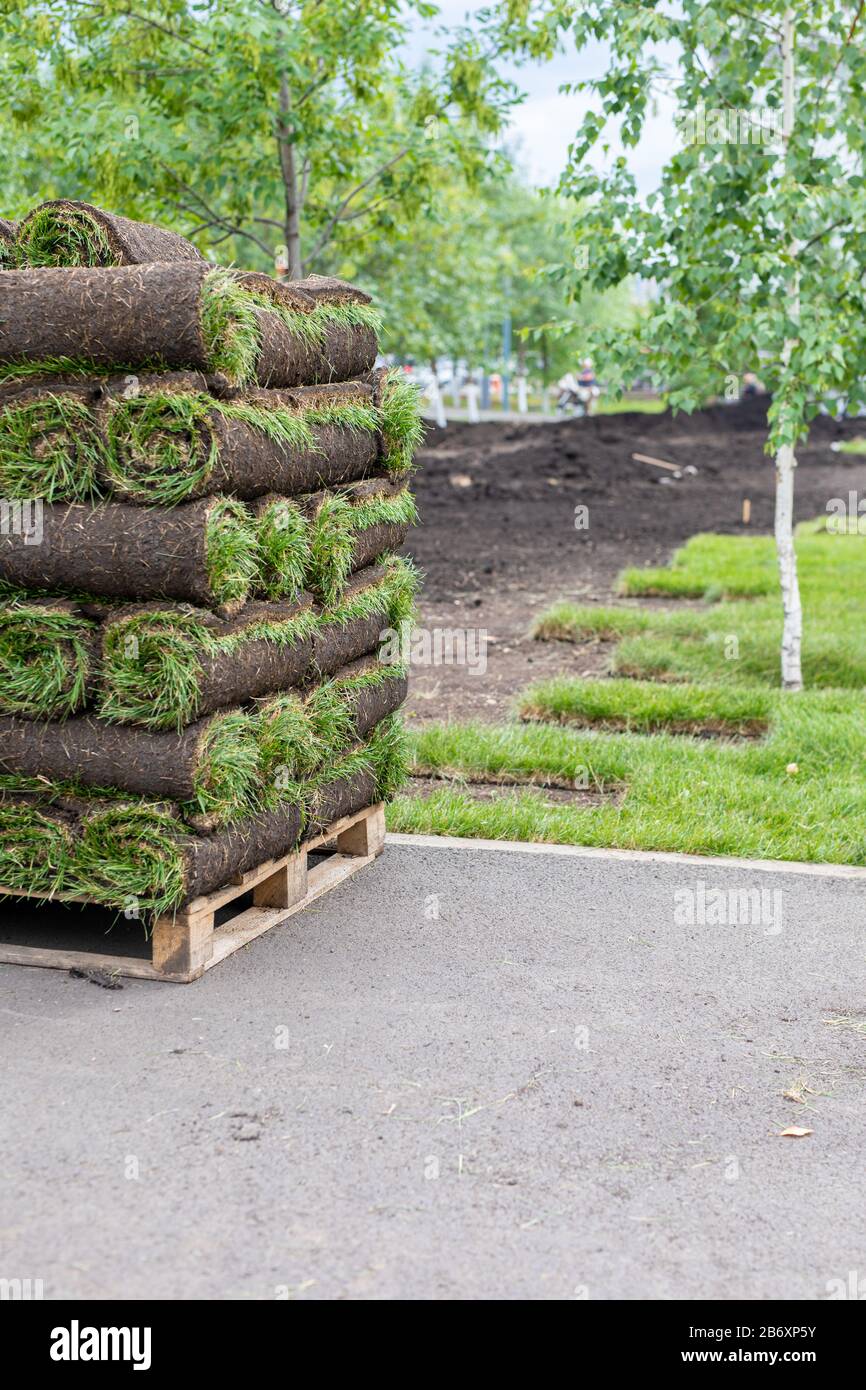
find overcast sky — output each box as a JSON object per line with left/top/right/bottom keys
{"left": 405, "top": 1, "right": 679, "bottom": 193}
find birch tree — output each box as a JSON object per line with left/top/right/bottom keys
{"left": 507, "top": 0, "right": 866, "bottom": 690}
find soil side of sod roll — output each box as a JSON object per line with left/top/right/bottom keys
{"left": 253, "top": 309, "right": 377, "bottom": 389}
{"left": 305, "top": 767, "right": 378, "bottom": 838}
{"left": 0, "top": 265, "right": 379, "bottom": 388}
{"left": 0, "top": 711, "right": 245, "bottom": 804}
{"left": 292, "top": 274, "right": 372, "bottom": 306}
{"left": 17, "top": 200, "right": 207, "bottom": 267}
{"left": 181, "top": 801, "right": 305, "bottom": 902}
{"left": 109, "top": 409, "right": 382, "bottom": 503}
{"left": 334, "top": 659, "right": 410, "bottom": 738}
{"left": 0, "top": 497, "right": 254, "bottom": 610}
{"left": 0, "top": 264, "right": 213, "bottom": 369}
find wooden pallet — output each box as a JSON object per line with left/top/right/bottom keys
{"left": 0, "top": 802, "right": 386, "bottom": 984}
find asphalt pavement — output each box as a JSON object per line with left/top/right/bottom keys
{"left": 2, "top": 835, "right": 866, "bottom": 1301}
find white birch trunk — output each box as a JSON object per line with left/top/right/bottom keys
{"left": 774, "top": 442, "right": 803, "bottom": 690}
{"left": 775, "top": 9, "right": 803, "bottom": 691}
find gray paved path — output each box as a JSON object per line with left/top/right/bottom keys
{"left": 2, "top": 837, "right": 866, "bottom": 1301}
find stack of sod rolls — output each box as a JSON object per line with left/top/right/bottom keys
{"left": 0, "top": 200, "right": 423, "bottom": 916}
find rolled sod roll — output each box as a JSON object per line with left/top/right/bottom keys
{"left": 0, "top": 708, "right": 260, "bottom": 822}
{"left": 72, "top": 799, "right": 305, "bottom": 912}
{"left": 0, "top": 372, "right": 220, "bottom": 502}
{"left": 0, "top": 496, "right": 258, "bottom": 611}
{"left": 98, "top": 595, "right": 318, "bottom": 730}
{"left": 96, "top": 557, "right": 414, "bottom": 730}
{"left": 257, "top": 690, "right": 322, "bottom": 793}
{"left": 16, "top": 200, "right": 206, "bottom": 267}
{"left": 302, "top": 478, "right": 417, "bottom": 605}
{"left": 0, "top": 367, "right": 420, "bottom": 505}
{"left": 0, "top": 264, "right": 379, "bottom": 388}
{"left": 312, "top": 657, "right": 410, "bottom": 741}
{"left": 304, "top": 765, "right": 378, "bottom": 838}
{"left": 252, "top": 494, "right": 310, "bottom": 601}
{"left": 308, "top": 556, "right": 416, "bottom": 676}
{"left": 102, "top": 382, "right": 383, "bottom": 505}
{"left": 0, "top": 375, "right": 111, "bottom": 501}
{"left": 0, "top": 598, "right": 100, "bottom": 719}
{"left": 256, "top": 660, "right": 408, "bottom": 802}
{"left": 0, "top": 792, "right": 79, "bottom": 895}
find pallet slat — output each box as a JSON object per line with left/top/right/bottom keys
{"left": 0, "top": 801, "right": 385, "bottom": 983}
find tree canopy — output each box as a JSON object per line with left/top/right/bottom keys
{"left": 0, "top": 0, "right": 519, "bottom": 276}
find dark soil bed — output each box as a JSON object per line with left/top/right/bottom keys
{"left": 404, "top": 397, "right": 866, "bottom": 723}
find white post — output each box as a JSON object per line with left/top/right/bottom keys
{"left": 465, "top": 380, "right": 480, "bottom": 423}
{"left": 516, "top": 374, "right": 528, "bottom": 414}
{"left": 428, "top": 377, "right": 447, "bottom": 429}
{"left": 775, "top": 8, "right": 803, "bottom": 691}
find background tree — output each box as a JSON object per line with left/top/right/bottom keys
{"left": 0, "top": 0, "right": 519, "bottom": 277}
{"left": 505, "top": 0, "right": 866, "bottom": 690}
{"left": 344, "top": 169, "right": 635, "bottom": 377}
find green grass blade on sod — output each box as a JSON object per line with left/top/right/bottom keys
{"left": 72, "top": 802, "right": 191, "bottom": 915}
{"left": 0, "top": 794, "right": 77, "bottom": 895}
{"left": 0, "top": 600, "right": 95, "bottom": 719}
{"left": 305, "top": 485, "right": 418, "bottom": 607}
{"left": 379, "top": 369, "right": 424, "bottom": 474}
{"left": 103, "top": 390, "right": 221, "bottom": 505}
{"left": 252, "top": 496, "right": 310, "bottom": 601}
{"left": 18, "top": 203, "right": 114, "bottom": 267}
{"left": 99, "top": 608, "right": 220, "bottom": 731}
{"left": 0, "top": 391, "right": 104, "bottom": 500}
{"left": 200, "top": 267, "right": 262, "bottom": 386}
{"left": 257, "top": 691, "right": 324, "bottom": 804}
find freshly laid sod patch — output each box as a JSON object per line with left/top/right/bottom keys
{"left": 518, "top": 676, "right": 771, "bottom": 738}
{"left": 619, "top": 531, "right": 778, "bottom": 599}
{"left": 394, "top": 521, "right": 866, "bottom": 863}
{"left": 389, "top": 693, "right": 866, "bottom": 864}
{"left": 535, "top": 527, "right": 866, "bottom": 689}
{"left": 533, "top": 602, "right": 703, "bottom": 643}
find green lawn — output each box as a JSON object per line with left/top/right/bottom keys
{"left": 594, "top": 394, "right": 668, "bottom": 415}
{"left": 388, "top": 524, "right": 866, "bottom": 865}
